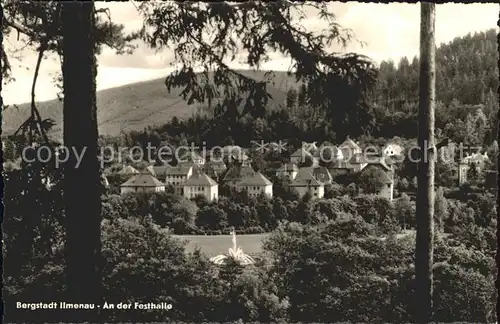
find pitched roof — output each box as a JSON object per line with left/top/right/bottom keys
{"left": 339, "top": 138, "right": 361, "bottom": 151}
{"left": 204, "top": 160, "right": 227, "bottom": 171}
{"left": 184, "top": 172, "right": 218, "bottom": 187}
{"left": 146, "top": 164, "right": 172, "bottom": 177}
{"left": 314, "top": 145, "right": 342, "bottom": 158}
{"left": 367, "top": 158, "right": 392, "bottom": 171}
{"left": 237, "top": 172, "right": 273, "bottom": 186}
{"left": 348, "top": 153, "right": 372, "bottom": 164}
{"left": 120, "top": 173, "right": 165, "bottom": 187}
{"left": 223, "top": 163, "right": 256, "bottom": 182}
{"left": 179, "top": 151, "right": 204, "bottom": 162}
{"left": 311, "top": 166, "right": 332, "bottom": 183}
{"left": 383, "top": 156, "right": 398, "bottom": 165}
{"left": 276, "top": 163, "right": 299, "bottom": 172}
{"left": 203, "top": 161, "right": 227, "bottom": 179}
{"left": 290, "top": 148, "right": 313, "bottom": 158}
{"left": 118, "top": 165, "right": 140, "bottom": 174}
{"left": 218, "top": 145, "right": 249, "bottom": 160}
{"left": 383, "top": 142, "right": 403, "bottom": 151}
{"left": 302, "top": 141, "right": 318, "bottom": 153}
{"left": 165, "top": 163, "right": 194, "bottom": 175}
{"left": 328, "top": 160, "right": 353, "bottom": 169}
{"left": 290, "top": 168, "right": 322, "bottom": 187}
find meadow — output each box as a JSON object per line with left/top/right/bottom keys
{"left": 173, "top": 230, "right": 420, "bottom": 258}
{"left": 173, "top": 233, "right": 271, "bottom": 257}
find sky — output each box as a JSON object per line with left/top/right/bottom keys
{"left": 2, "top": 2, "right": 498, "bottom": 105}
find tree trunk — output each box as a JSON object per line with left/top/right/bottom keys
{"left": 415, "top": 3, "right": 436, "bottom": 323}
{"left": 62, "top": 1, "right": 102, "bottom": 320}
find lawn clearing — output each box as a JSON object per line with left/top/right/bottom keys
{"left": 172, "top": 230, "right": 422, "bottom": 258}
{"left": 173, "top": 233, "right": 271, "bottom": 257}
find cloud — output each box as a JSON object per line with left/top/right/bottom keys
{"left": 338, "top": 3, "right": 498, "bottom": 62}
{"left": 97, "top": 44, "right": 175, "bottom": 69}
{"left": 2, "top": 2, "right": 497, "bottom": 105}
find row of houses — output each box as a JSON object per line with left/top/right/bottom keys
{"left": 288, "top": 138, "right": 404, "bottom": 167}
{"left": 119, "top": 160, "right": 272, "bottom": 202}
{"left": 116, "top": 138, "right": 397, "bottom": 201}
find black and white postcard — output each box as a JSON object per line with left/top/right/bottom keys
{"left": 1, "top": 1, "right": 498, "bottom": 323}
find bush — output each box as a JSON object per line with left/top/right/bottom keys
{"left": 354, "top": 195, "right": 399, "bottom": 233}
{"left": 263, "top": 221, "right": 496, "bottom": 323}
{"left": 171, "top": 217, "right": 197, "bottom": 234}
{"left": 236, "top": 226, "right": 265, "bottom": 234}
{"left": 5, "top": 216, "right": 288, "bottom": 323}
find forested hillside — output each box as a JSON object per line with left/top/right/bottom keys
{"left": 370, "top": 29, "right": 497, "bottom": 143}
{"left": 4, "top": 29, "right": 497, "bottom": 147}
{"left": 125, "top": 29, "right": 497, "bottom": 150}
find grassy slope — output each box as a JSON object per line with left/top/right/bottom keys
{"left": 3, "top": 70, "right": 299, "bottom": 139}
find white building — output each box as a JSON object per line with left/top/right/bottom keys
{"left": 346, "top": 153, "right": 370, "bottom": 172}
{"left": 382, "top": 143, "right": 404, "bottom": 157}
{"left": 309, "top": 166, "right": 333, "bottom": 185}
{"left": 290, "top": 148, "right": 319, "bottom": 167}
{"left": 178, "top": 151, "right": 205, "bottom": 165}
{"left": 276, "top": 163, "right": 299, "bottom": 179}
{"left": 165, "top": 163, "right": 194, "bottom": 194}
{"left": 145, "top": 164, "right": 172, "bottom": 182}
{"left": 315, "top": 144, "right": 344, "bottom": 162}
{"left": 236, "top": 172, "right": 273, "bottom": 198}
{"left": 183, "top": 172, "right": 219, "bottom": 202}
{"left": 289, "top": 168, "right": 324, "bottom": 199}
{"left": 358, "top": 161, "right": 394, "bottom": 201}
{"left": 339, "top": 137, "right": 362, "bottom": 161}
{"left": 458, "top": 152, "right": 489, "bottom": 185}
{"left": 120, "top": 173, "right": 165, "bottom": 194}
{"left": 203, "top": 159, "right": 227, "bottom": 181}
{"left": 223, "top": 161, "right": 256, "bottom": 185}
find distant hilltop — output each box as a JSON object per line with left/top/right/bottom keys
{"left": 2, "top": 70, "right": 298, "bottom": 139}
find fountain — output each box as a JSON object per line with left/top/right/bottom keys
{"left": 209, "top": 229, "right": 255, "bottom": 266}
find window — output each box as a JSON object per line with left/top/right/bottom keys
{"left": 387, "top": 184, "right": 391, "bottom": 188}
